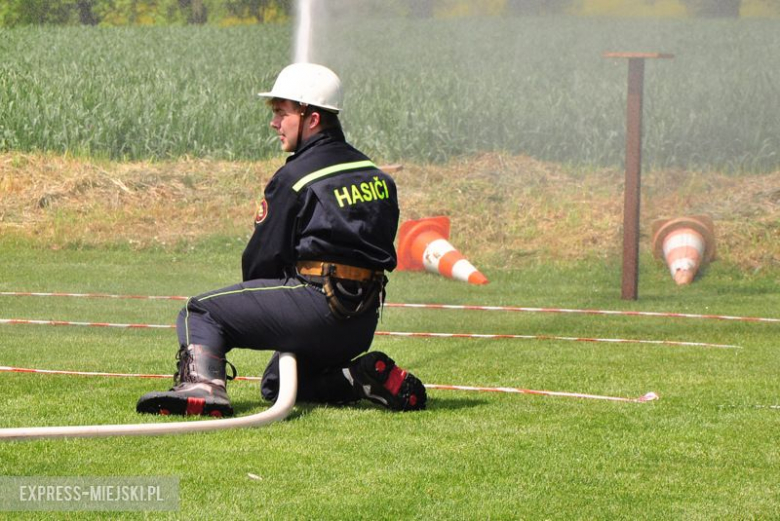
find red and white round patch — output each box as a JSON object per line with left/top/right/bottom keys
{"left": 255, "top": 199, "right": 269, "bottom": 224}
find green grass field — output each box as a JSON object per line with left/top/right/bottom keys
{"left": 1, "top": 240, "right": 779, "bottom": 519}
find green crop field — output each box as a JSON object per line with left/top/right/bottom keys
{"left": 1, "top": 16, "right": 779, "bottom": 170}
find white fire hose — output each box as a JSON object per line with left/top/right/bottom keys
{"left": 0, "top": 353, "right": 297, "bottom": 442}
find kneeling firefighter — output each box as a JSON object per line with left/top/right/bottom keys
{"left": 136, "top": 63, "right": 426, "bottom": 416}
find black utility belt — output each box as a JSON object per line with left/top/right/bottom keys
{"left": 296, "top": 261, "right": 383, "bottom": 283}
{"left": 296, "top": 261, "right": 385, "bottom": 320}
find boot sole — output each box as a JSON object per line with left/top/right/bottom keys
{"left": 353, "top": 352, "right": 427, "bottom": 412}
{"left": 136, "top": 392, "right": 234, "bottom": 417}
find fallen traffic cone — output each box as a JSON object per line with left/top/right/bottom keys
{"left": 651, "top": 215, "right": 716, "bottom": 285}
{"left": 397, "top": 216, "right": 488, "bottom": 285}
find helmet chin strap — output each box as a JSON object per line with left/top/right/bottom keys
{"left": 295, "top": 103, "right": 310, "bottom": 153}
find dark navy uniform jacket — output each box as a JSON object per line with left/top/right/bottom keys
{"left": 242, "top": 127, "right": 399, "bottom": 281}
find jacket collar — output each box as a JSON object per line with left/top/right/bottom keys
{"left": 288, "top": 127, "right": 346, "bottom": 160}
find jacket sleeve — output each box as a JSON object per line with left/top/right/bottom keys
{"left": 241, "top": 173, "right": 300, "bottom": 281}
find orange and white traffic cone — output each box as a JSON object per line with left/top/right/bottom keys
{"left": 651, "top": 215, "right": 715, "bottom": 285}
{"left": 396, "top": 216, "right": 488, "bottom": 285}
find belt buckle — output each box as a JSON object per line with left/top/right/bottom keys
{"left": 321, "top": 262, "right": 336, "bottom": 278}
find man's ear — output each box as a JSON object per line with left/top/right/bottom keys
{"left": 308, "top": 110, "right": 321, "bottom": 129}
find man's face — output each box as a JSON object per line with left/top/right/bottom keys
{"left": 269, "top": 99, "right": 302, "bottom": 153}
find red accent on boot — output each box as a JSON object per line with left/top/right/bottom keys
{"left": 186, "top": 397, "right": 206, "bottom": 415}
{"left": 384, "top": 366, "right": 407, "bottom": 396}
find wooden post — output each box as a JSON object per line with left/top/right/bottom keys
{"left": 603, "top": 52, "right": 673, "bottom": 300}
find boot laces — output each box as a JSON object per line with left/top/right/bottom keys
{"left": 172, "top": 346, "right": 237, "bottom": 385}
{"left": 172, "top": 346, "right": 191, "bottom": 385}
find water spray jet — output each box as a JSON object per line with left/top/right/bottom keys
{"left": 294, "top": 0, "right": 314, "bottom": 63}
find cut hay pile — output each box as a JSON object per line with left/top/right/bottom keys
{"left": 2, "top": 153, "right": 779, "bottom": 270}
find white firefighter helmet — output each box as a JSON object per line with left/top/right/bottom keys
{"left": 258, "top": 63, "right": 343, "bottom": 113}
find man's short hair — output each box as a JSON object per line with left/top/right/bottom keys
{"left": 267, "top": 98, "right": 341, "bottom": 130}
{"left": 315, "top": 106, "right": 341, "bottom": 130}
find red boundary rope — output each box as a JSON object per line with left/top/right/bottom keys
{"left": 1, "top": 291, "right": 778, "bottom": 323}
{"left": 0, "top": 365, "right": 658, "bottom": 403}
{"left": 0, "top": 318, "right": 741, "bottom": 349}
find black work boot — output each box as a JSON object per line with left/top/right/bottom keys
{"left": 136, "top": 344, "right": 235, "bottom": 417}
{"left": 346, "top": 351, "right": 426, "bottom": 411}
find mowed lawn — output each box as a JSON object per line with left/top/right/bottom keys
{"left": 1, "top": 241, "right": 779, "bottom": 519}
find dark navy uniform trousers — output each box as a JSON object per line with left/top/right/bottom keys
{"left": 177, "top": 276, "right": 378, "bottom": 403}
